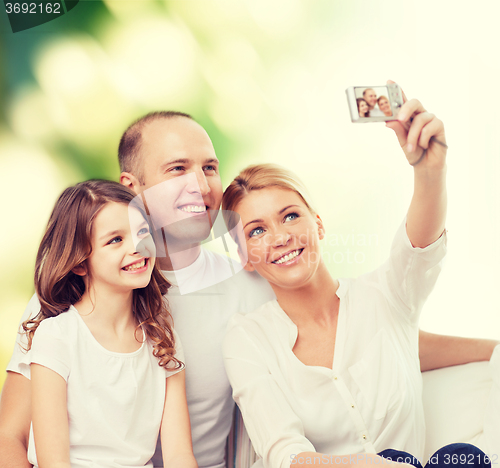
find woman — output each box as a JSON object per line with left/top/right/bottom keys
{"left": 357, "top": 97, "right": 370, "bottom": 117}
{"left": 378, "top": 95, "right": 393, "bottom": 117}
{"left": 222, "top": 98, "right": 488, "bottom": 468}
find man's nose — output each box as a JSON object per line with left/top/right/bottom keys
{"left": 187, "top": 169, "right": 210, "bottom": 196}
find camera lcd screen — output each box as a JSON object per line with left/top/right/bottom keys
{"left": 355, "top": 86, "right": 393, "bottom": 119}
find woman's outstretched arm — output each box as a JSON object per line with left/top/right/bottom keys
{"left": 386, "top": 90, "right": 500, "bottom": 370}
{"left": 386, "top": 90, "right": 447, "bottom": 248}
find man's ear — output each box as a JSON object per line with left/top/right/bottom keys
{"left": 72, "top": 263, "right": 87, "bottom": 276}
{"left": 316, "top": 214, "right": 325, "bottom": 240}
{"left": 120, "top": 172, "right": 142, "bottom": 195}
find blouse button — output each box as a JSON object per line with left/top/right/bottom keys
{"left": 334, "top": 376, "right": 338, "bottom": 380}
{"left": 351, "top": 404, "right": 355, "bottom": 408}
{"left": 362, "top": 435, "right": 367, "bottom": 440}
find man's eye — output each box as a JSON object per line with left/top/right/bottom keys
{"left": 204, "top": 165, "right": 216, "bottom": 172}
{"left": 249, "top": 227, "right": 264, "bottom": 238}
{"left": 284, "top": 213, "right": 299, "bottom": 222}
{"left": 137, "top": 227, "right": 149, "bottom": 236}
{"left": 108, "top": 236, "right": 122, "bottom": 245}
{"left": 171, "top": 166, "right": 185, "bottom": 172}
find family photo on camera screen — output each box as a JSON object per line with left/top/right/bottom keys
{"left": 356, "top": 86, "right": 393, "bottom": 118}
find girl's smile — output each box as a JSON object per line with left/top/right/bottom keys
{"left": 121, "top": 257, "right": 149, "bottom": 273}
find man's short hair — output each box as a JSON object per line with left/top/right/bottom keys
{"left": 118, "top": 111, "right": 194, "bottom": 184}
{"left": 362, "top": 88, "right": 374, "bottom": 98}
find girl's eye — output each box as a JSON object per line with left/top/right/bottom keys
{"left": 284, "top": 213, "right": 299, "bottom": 222}
{"left": 137, "top": 227, "right": 149, "bottom": 236}
{"left": 249, "top": 227, "right": 264, "bottom": 238}
{"left": 108, "top": 236, "right": 122, "bottom": 245}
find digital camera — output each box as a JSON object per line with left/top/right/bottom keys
{"left": 346, "top": 83, "right": 404, "bottom": 123}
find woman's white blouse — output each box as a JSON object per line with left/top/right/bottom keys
{"left": 223, "top": 221, "right": 447, "bottom": 468}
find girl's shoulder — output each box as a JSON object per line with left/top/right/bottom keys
{"left": 36, "top": 307, "right": 79, "bottom": 337}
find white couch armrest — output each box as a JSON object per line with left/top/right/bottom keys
{"left": 422, "top": 361, "right": 492, "bottom": 459}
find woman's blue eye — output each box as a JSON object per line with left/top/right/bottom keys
{"left": 249, "top": 227, "right": 264, "bottom": 238}
{"left": 137, "top": 227, "right": 149, "bottom": 236}
{"left": 284, "top": 213, "right": 299, "bottom": 222}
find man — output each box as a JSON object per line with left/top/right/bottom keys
{"left": 1, "top": 111, "right": 498, "bottom": 468}
{"left": 119, "top": 111, "right": 276, "bottom": 467}
{"left": 363, "top": 88, "right": 384, "bottom": 117}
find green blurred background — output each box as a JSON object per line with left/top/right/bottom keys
{"left": 1, "top": 0, "right": 500, "bottom": 389}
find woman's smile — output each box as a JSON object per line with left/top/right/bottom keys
{"left": 271, "top": 248, "right": 304, "bottom": 266}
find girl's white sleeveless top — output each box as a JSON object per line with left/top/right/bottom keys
{"left": 20, "top": 306, "right": 183, "bottom": 468}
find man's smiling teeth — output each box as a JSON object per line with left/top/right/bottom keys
{"left": 123, "top": 258, "right": 146, "bottom": 271}
{"left": 273, "top": 249, "right": 302, "bottom": 265}
{"left": 179, "top": 205, "right": 206, "bottom": 213}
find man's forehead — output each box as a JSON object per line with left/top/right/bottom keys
{"left": 139, "top": 118, "right": 217, "bottom": 169}
{"left": 142, "top": 117, "right": 204, "bottom": 141}
{"left": 141, "top": 118, "right": 213, "bottom": 152}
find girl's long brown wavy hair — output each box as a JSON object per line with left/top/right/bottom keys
{"left": 22, "top": 180, "right": 183, "bottom": 371}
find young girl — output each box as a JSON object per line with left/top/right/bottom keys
{"left": 221, "top": 96, "right": 491, "bottom": 468}
{"left": 20, "top": 180, "right": 197, "bottom": 468}
{"left": 356, "top": 97, "right": 370, "bottom": 117}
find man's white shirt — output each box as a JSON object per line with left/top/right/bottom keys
{"left": 369, "top": 106, "right": 384, "bottom": 117}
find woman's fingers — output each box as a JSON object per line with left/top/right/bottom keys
{"left": 407, "top": 113, "right": 446, "bottom": 152}
{"left": 406, "top": 112, "right": 435, "bottom": 151}
{"left": 385, "top": 120, "right": 408, "bottom": 147}
{"left": 383, "top": 86, "right": 447, "bottom": 166}
{"left": 418, "top": 118, "right": 446, "bottom": 150}
{"left": 387, "top": 109, "right": 446, "bottom": 166}
{"left": 397, "top": 98, "right": 426, "bottom": 127}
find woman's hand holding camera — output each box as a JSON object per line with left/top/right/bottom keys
{"left": 385, "top": 84, "right": 447, "bottom": 170}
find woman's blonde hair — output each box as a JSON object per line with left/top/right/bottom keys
{"left": 222, "top": 163, "right": 315, "bottom": 219}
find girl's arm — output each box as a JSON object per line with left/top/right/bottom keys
{"left": 31, "top": 364, "right": 71, "bottom": 468}
{"left": 0, "top": 372, "right": 32, "bottom": 468}
{"left": 160, "top": 370, "right": 197, "bottom": 468}
{"left": 386, "top": 90, "right": 447, "bottom": 248}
